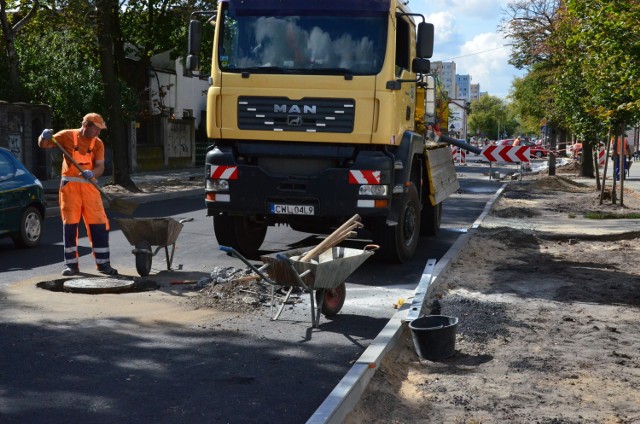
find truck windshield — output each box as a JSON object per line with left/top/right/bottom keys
{"left": 218, "top": 6, "right": 387, "bottom": 75}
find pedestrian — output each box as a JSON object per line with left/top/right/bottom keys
{"left": 38, "top": 113, "right": 118, "bottom": 276}
{"left": 611, "top": 135, "right": 631, "bottom": 181}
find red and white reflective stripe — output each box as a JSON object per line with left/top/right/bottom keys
{"left": 210, "top": 165, "right": 238, "bottom": 180}
{"left": 451, "top": 147, "right": 466, "bottom": 164}
{"left": 349, "top": 170, "right": 381, "bottom": 184}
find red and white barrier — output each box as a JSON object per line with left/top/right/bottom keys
{"left": 451, "top": 147, "right": 466, "bottom": 165}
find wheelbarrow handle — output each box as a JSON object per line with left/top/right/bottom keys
{"left": 219, "top": 245, "right": 236, "bottom": 255}
{"left": 219, "top": 245, "right": 274, "bottom": 284}
{"left": 275, "top": 253, "right": 291, "bottom": 263}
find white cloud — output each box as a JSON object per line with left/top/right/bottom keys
{"left": 427, "top": 0, "right": 504, "bottom": 20}
{"left": 455, "top": 32, "right": 522, "bottom": 98}
{"left": 425, "top": 11, "right": 459, "bottom": 47}
{"left": 415, "top": 0, "right": 522, "bottom": 98}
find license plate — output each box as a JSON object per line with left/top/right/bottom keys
{"left": 269, "top": 204, "right": 315, "bottom": 215}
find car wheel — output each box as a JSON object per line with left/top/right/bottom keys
{"left": 535, "top": 151, "right": 543, "bottom": 158}
{"left": 12, "top": 206, "right": 43, "bottom": 248}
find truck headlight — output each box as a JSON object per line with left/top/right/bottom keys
{"left": 206, "top": 179, "right": 229, "bottom": 191}
{"left": 358, "top": 185, "right": 388, "bottom": 196}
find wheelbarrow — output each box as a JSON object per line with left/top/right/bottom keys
{"left": 115, "top": 217, "right": 191, "bottom": 276}
{"left": 221, "top": 244, "right": 376, "bottom": 328}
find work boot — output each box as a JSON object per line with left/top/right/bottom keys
{"left": 62, "top": 265, "right": 79, "bottom": 276}
{"left": 97, "top": 263, "right": 118, "bottom": 276}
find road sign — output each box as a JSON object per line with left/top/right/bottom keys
{"left": 481, "top": 146, "right": 531, "bottom": 162}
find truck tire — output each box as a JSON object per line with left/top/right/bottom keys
{"left": 374, "top": 184, "right": 420, "bottom": 263}
{"left": 421, "top": 202, "right": 442, "bottom": 236}
{"left": 214, "top": 215, "right": 267, "bottom": 258}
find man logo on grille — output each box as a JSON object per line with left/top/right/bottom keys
{"left": 288, "top": 115, "right": 302, "bottom": 126}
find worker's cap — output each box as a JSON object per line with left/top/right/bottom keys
{"left": 83, "top": 113, "right": 107, "bottom": 130}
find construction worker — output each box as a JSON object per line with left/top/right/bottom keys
{"left": 38, "top": 113, "right": 118, "bottom": 276}
{"left": 611, "top": 135, "right": 631, "bottom": 181}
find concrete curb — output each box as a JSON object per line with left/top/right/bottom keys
{"left": 307, "top": 183, "right": 508, "bottom": 424}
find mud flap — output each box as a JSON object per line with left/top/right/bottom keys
{"left": 424, "top": 145, "right": 460, "bottom": 206}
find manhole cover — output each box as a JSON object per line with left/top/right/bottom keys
{"left": 63, "top": 277, "right": 136, "bottom": 294}
{"left": 37, "top": 277, "right": 158, "bottom": 294}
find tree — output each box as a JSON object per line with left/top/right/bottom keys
{"left": 95, "top": 0, "right": 137, "bottom": 189}
{"left": 502, "top": 0, "right": 564, "bottom": 175}
{"left": 468, "top": 95, "right": 513, "bottom": 140}
{"left": 501, "top": 0, "right": 562, "bottom": 70}
{"left": 0, "top": 0, "right": 39, "bottom": 101}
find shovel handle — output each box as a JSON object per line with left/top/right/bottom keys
{"left": 50, "top": 137, "right": 113, "bottom": 201}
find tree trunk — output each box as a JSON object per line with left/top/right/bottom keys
{"left": 547, "top": 125, "right": 557, "bottom": 176}
{"left": 580, "top": 138, "right": 595, "bottom": 178}
{"left": 0, "top": 0, "right": 39, "bottom": 101}
{"left": 96, "top": 0, "right": 137, "bottom": 190}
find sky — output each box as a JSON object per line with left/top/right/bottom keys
{"left": 411, "top": 0, "right": 526, "bottom": 99}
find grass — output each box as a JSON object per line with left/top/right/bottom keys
{"left": 585, "top": 211, "right": 640, "bottom": 219}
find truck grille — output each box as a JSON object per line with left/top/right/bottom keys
{"left": 237, "top": 97, "right": 355, "bottom": 133}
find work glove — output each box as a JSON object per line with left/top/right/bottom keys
{"left": 41, "top": 129, "right": 54, "bottom": 140}
{"left": 81, "top": 169, "right": 95, "bottom": 180}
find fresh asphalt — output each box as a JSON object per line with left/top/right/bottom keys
{"left": 3, "top": 155, "right": 635, "bottom": 423}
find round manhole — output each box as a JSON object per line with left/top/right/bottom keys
{"left": 63, "top": 277, "right": 136, "bottom": 294}
{"left": 37, "top": 277, "right": 158, "bottom": 294}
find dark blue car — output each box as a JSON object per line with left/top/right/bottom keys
{"left": 0, "top": 147, "right": 46, "bottom": 247}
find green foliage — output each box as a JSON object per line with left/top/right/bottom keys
{"left": 504, "top": 0, "right": 640, "bottom": 154}
{"left": 17, "top": 27, "right": 104, "bottom": 128}
{"left": 3, "top": 0, "right": 213, "bottom": 128}
{"left": 468, "top": 95, "right": 516, "bottom": 139}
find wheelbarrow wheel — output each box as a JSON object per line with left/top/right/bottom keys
{"left": 315, "top": 282, "right": 346, "bottom": 317}
{"left": 135, "top": 252, "right": 153, "bottom": 277}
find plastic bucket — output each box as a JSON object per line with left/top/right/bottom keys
{"left": 409, "top": 315, "right": 459, "bottom": 360}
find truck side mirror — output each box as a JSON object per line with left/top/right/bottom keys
{"left": 186, "top": 55, "right": 199, "bottom": 72}
{"left": 189, "top": 19, "right": 202, "bottom": 54}
{"left": 416, "top": 22, "right": 434, "bottom": 59}
{"left": 412, "top": 58, "right": 430, "bottom": 74}
{"left": 186, "top": 19, "right": 203, "bottom": 72}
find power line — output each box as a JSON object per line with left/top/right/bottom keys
{"left": 437, "top": 45, "right": 510, "bottom": 62}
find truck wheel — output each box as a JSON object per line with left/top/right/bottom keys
{"left": 421, "top": 202, "right": 442, "bottom": 236}
{"left": 374, "top": 184, "right": 420, "bottom": 263}
{"left": 214, "top": 214, "right": 267, "bottom": 258}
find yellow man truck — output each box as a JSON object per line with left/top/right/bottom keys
{"left": 187, "top": 0, "right": 459, "bottom": 262}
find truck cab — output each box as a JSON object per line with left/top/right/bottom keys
{"left": 187, "top": 0, "right": 458, "bottom": 262}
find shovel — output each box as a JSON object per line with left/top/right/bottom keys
{"left": 51, "top": 137, "right": 138, "bottom": 215}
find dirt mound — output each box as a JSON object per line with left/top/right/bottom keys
{"left": 556, "top": 160, "right": 581, "bottom": 174}
{"left": 525, "top": 175, "right": 590, "bottom": 193}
